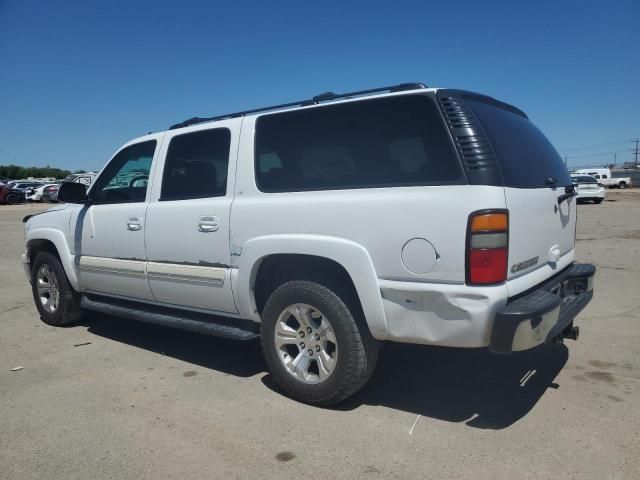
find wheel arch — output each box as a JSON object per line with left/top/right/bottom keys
{"left": 26, "top": 229, "right": 79, "bottom": 290}
{"left": 235, "top": 234, "right": 389, "bottom": 340}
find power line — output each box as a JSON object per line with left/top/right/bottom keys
{"left": 559, "top": 140, "right": 629, "bottom": 152}
{"left": 563, "top": 148, "right": 629, "bottom": 160}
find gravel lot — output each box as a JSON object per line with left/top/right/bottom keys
{"left": 1, "top": 192, "right": 639, "bottom": 480}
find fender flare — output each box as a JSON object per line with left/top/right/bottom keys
{"left": 234, "top": 234, "right": 389, "bottom": 340}
{"left": 26, "top": 228, "right": 79, "bottom": 291}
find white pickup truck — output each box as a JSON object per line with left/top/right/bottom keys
{"left": 22, "top": 83, "right": 595, "bottom": 405}
{"left": 573, "top": 168, "right": 631, "bottom": 189}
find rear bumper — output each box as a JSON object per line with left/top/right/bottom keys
{"left": 489, "top": 263, "right": 595, "bottom": 354}
{"left": 576, "top": 189, "right": 605, "bottom": 199}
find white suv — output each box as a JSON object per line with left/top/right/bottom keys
{"left": 23, "top": 83, "right": 595, "bottom": 405}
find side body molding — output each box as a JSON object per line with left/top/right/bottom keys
{"left": 234, "top": 234, "right": 389, "bottom": 340}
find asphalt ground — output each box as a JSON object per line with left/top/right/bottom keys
{"left": 1, "top": 191, "right": 639, "bottom": 479}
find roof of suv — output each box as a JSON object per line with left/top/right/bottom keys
{"left": 126, "top": 83, "right": 526, "bottom": 147}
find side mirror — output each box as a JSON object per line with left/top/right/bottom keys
{"left": 57, "top": 182, "right": 88, "bottom": 204}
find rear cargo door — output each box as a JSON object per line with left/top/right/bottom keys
{"left": 465, "top": 98, "right": 576, "bottom": 282}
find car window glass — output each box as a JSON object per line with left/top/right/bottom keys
{"left": 161, "top": 128, "right": 231, "bottom": 201}
{"left": 255, "top": 95, "right": 462, "bottom": 192}
{"left": 465, "top": 99, "right": 572, "bottom": 188}
{"left": 91, "top": 141, "right": 156, "bottom": 204}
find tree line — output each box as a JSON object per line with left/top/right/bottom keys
{"left": 0, "top": 164, "right": 85, "bottom": 180}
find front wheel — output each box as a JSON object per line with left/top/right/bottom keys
{"left": 31, "top": 251, "right": 83, "bottom": 326}
{"left": 261, "top": 280, "right": 378, "bottom": 406}
{"left": 595, "top": 198, "right": 604, "bottom": 204}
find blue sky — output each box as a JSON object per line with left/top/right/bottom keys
{"left": 1, "top": 0, "right": 638, "bottom": 171}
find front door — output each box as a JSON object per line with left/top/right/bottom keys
{"left": 144, "top": 122, "right": 239, "bottom": 313}
{"left": 71, "top": 139, "right": 160, "bottom": 300}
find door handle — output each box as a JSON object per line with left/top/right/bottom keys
{"left": 198, "top": 216, "right": 219, "bottom": 233}
{"left": 127, "top": 217, "right": 142, "bottom": 231}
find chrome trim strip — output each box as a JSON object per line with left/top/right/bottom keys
{"left": 146, "top": 262, "right": 226, "bottom": 286}
{"left": 79, "top": 256, "right": 146, "bottom": 277}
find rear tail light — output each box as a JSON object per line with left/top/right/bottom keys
{"left": 466, "top": 210, "right": 508, "bottom": 285}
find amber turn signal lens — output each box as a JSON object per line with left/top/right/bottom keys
{"left": 470, "top": 213, "right": 508, "bottom": 232}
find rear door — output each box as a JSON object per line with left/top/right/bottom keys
{"left": 144, "top": 120, "right": 240, "bottom": 313}
{"left": 463, "top": 98, "right": 576, "bottom": 284}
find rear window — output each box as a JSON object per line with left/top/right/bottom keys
{"left": 255, "top": 95, "right": 462, "bottom": 192}
{"left": 466, "top": 99, "right": 572, "bottom": 188}
{"left": 572, "top": 176, "right": 597, "bottom": 183}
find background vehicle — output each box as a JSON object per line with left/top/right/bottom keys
{"left": 62, "top": 172, "right": 97, "bottom": 187}
{"left": 0, "top": 184, "right": 27, "bottom": 204}
{"left": 573, "top": 168, "right": 631, "bottom": 189}
{"left": 571, "top": 175, "right": 605, "bottom": 203}
{"left": 26, "top": 183, "right": 60, "bottom": 202}
{"left": 41, "top": 184, "right": 60, "bottom": 202}
{"left": 9, "top": 181, "right": 44, "bottom": 192}
{"left": 23, "top": 83, "right": 595, "bottom": 405}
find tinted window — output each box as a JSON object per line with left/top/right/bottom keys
{"left": 161, "top": 128, "right": 231, "bottom": 201}
{"left": 466, "top": 99, "right": 572, "bottom": 188}
{"left": 255, "top": 95, "right": 462, "bottom": 192}
{"left": 572, "top": 176, "right": 597, "bottom": 183}
{"left": 90, "top": 141, "right": 156, "bottom": 204}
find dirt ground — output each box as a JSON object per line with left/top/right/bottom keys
{"left": 1, "top": 191, "right": 639, "bottom": 480}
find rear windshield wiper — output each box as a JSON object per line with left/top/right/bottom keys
{"left": 557, "top": 185, "right": 577, "bottom": 205}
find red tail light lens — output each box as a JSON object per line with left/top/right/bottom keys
{"left": 469, "top": 248, "right": 508, "bottom": 284}
{"left": 466, "top": 210, "right": 508, "bottom": 285}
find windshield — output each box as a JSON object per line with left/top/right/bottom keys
{"left": 467, "top": 99, "right": 572, "bottom": 188}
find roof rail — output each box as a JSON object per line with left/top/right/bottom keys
{"left": 169, "top": 82, "right": 427, "bottom": 130}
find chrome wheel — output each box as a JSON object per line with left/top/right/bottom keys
{"left": 274, "top": 303, "right": 338, "bottom": 384}
{"left": 36, "top": 264, "right": 59, "bottom": 313}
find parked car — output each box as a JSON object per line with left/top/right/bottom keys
{"left": 62, "top": 172, "right": 97, "bottom": 187}
{"left": 573, "top": 168, "right": 631, "bottom": 189}
{"left": 42, "top": 184, "right": 60, "bottom": 203}
{"left": 22, "top": 83, "right": 595, "bottom": 405}
{"left": 9, "top": 181, "right": 44, "bottom": 193}
{"left": 571, "top": 175, "right": 605, "bottom": 203}
{"left": 26, "top": 183, "right": 60, "bottom": 202}
{"left": 0, "top": 184, "right": 26, "bottom": 204}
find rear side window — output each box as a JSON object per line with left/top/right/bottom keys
{"left": 466, "top": 99, "right": 571, "bottom": 188}
{"left": 255, "top": 95, "right": 462, "bottom": 192}
{"left": 161, "top": 128, "right": 231, "bottom": 201}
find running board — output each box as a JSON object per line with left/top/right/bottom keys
{"left": 81, "top": 294, "right": 259, "bottom": 341}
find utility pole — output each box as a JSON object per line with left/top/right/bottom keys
{"left": 633, "top": 138, "right": 639, "bottom": 170}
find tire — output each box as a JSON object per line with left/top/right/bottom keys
{"left": 595, "top": 198, "right": 604, "bottom": 204}
{"left": 31, "top": 251, "right": 83, "bottom": 326}
{"left": 6, "top": 193, "right": 19, "bottom": 205}
{"left": 618, "top": 181, "right": 626, "bottom": 189}
{"left": 261, "top": 280, "right": 379, "bottom": 406}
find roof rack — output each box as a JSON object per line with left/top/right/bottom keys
{"left": 169, "top": 82, "right": 428, "bottom": 130}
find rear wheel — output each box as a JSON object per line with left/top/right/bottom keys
{"left": 31, "top": 251, "right": 82, "bottom": 326}
{"left": 618, "top": 181, "right": 627, "bottom": 189}
{"left": 595, "top": 198, "right": 604, "bottom": 204}
{"left": 6, "top": 193, "right": 19, "bottom": 205}
{"left": 261, "top": 280, "right": 378, "bottom": 406}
